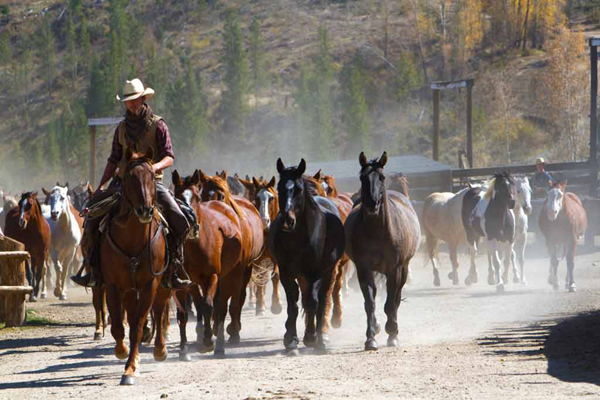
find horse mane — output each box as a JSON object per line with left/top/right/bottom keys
{"left": 483, "top": 178, "right": 496, "bottom": 200}
{"left": 209, "top": 176, "right": 245, "bottom": 219}
{"left": 303, "top": 175, "right": 326, "bottom": 197}
{"left": 391, "top": 173, "right": 409, "bottom": 198}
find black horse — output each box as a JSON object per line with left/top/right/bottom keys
{"left": 345, "top": 152, "right": 421, "bottom": 351}
{"left": 268, "top": 158, "right": 345, "bottom": 353}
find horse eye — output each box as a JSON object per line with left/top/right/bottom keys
{"left": 380, "top": 175, "right": 385, "bottom": 181}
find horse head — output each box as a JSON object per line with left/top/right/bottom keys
{"left": 172, "top": 169, "right": 202, "bottom": 209}
{"left": 44, "top": 185, "right": 70, "bottom": 222}
{"left": 546, "top": 179, "right": 567, "bottom": 221}
{"left": 358, "top": 151, "right": 388, "bottom": 215}
{"left": 123, "top": 147, "right": 156, "bottom": 224}
{"left": 490, "top": 171, "right": 516, "bottom": 209}
{"left": 242, "top": 176, "right": 277, "bottom": 227}
{"left": 276, "top": 158, "right": 307, "bottom": 231}
{"left": 17, "top": 191, "right": 39, "bottom": 229}
{"left": 514, "top": 177, "right": 532, "bottom": 215}
{"left": 200, "top": 171, "right": 229, "bottom": 202}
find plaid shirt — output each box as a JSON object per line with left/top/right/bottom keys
{"left": 107, "top": 119, "right": 175, "bottom": 165}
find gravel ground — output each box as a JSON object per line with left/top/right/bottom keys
{"left": 2, "top": 243, "right": 600, "bottom": 399}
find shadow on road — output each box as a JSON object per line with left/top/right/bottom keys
{"left": 478, "top": 311, "right": 600, "bottom": 386}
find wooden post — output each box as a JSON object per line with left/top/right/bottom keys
{"left": 90, "top": 125, "right": 97, "bottom": 188}
{"left": 466, "top": 79, "right": 474, "bottom": 168}
{"left": 590, "top": 40, "right": 598, "bottom": 198}
{"left": 433, "top": 89, "right": 440, "bottom": 161}
{"left": 0, "top": 237, "right": 31, "bottom": 327}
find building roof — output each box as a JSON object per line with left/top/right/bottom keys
{"left": 308, "top": 154, "right": 452, "bottom": 179}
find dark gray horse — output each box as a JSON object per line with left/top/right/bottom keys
{"left": 345, "top": 152, "right": 421, "bottom": 351}
{"left": 268, "top": 158, "right": 345, "bottom": 354}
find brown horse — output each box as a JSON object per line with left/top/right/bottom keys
{"left": 539, "top": 179, "right": 587, "bottom": 292}
{"left": 172, "top": 169, "right": 246, "bottom": 358}
{"left": 198, "top": 170, "right": 266, "bottom": 346}
{"left": 99, "top": 148, "right": 171, "bottom": 385}
{"left": 239, "top": 176, "right": 283, "bottom": 316}
{"left": 345, "top": 152, "right": 421, "bottom": 351}
{"left": 4, "top": 191, "right": 51, "bottom": 302}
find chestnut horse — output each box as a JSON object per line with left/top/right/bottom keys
{"left": 99, "top": 149, "right": 171, "bottom": 385}
{"left": 199, "top": 170, "right": 266, "bottom": 347}
{"left": 4, "top": 192, "right": 51, "bottom": 302}
{"left": 172, "top": 169, "right": 246, "bottom": 358}
{"left": 239, "top": 176, "right": 283, "bottom": 316}
{"left": 345, "top": 152, "right": 421, "bottom": 351}
{"left": 269, "top": 159, "right": 345, "bottom": 353}
{"left": 539, "top": 179, "right": 587, "bottom": 292}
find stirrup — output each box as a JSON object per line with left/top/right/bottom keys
{"left": 71, "top": 272, "right": 97, "bottom": 288}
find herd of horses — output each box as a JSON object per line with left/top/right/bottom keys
{"left": 0, "top": 150, "right": 589, "bottom": 386}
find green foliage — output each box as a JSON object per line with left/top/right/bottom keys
{"left": 0, "top": 31, "right": 11, "bottom": 66}
{"left": 220, "top": 8, "right": 249, "bottom": 139}
{"left": 395, "top": 52, "right": 422, "bottom": 103}
{"left": 46, "top": 120, "right": 60, "bottom": 173}
{"left": 339, "top": 52, "right": 371, "bottom": 158}
{"left": 0, "top": 6, "right": 9, "bottom": 16}
{"left": 78, "top": 16, "right": 92, "bottom": 76}
{"left": 37, "top": 14, "right": 56, "bottom": 98}
{"left": 64, "top": 12, "right": 78, "bottom": 87}
{"left": 85, "top": 56, "right": 111, "bottom": 117}
{"left": 249, "top": 17, "right": 266, "bottom": 99}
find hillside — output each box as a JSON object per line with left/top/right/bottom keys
{"left": 0, "top": 0, "right": 597, "bottom": 190}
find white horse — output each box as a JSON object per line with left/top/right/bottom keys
{"left": 42, "top": 185, "right": 83, "bottom": 300}
{"left": 510, "top": 177, "right": 532, "bottom": 284}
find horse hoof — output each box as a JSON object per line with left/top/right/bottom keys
{"left": 29, "top": 295, "right": 37, "bottom": 303}
{"left": 93, "top": 332, "right": 103, "bottom": 341}
{"left": 198, "top": 343, "right": 215, "bottom": 354}
{"left": 365, "top": 339, "right": 378, "bottom": 351}
{"left": 496, "top": 284, "right": 505, "bottom": 293}
{"left": 568, "top": 284, "right": 577, "bottom": 293}
{"left": 331, "top": 316, "right": 342, "bottom": 329}
{"left": 40, "top": 293, "right": 47, "bottom": 300}
{"left": 271, "top": 303, "right": 283, "bottom": 315}
{"left": 465, "top": 276, "right": 472, "bottom": 286}
{"left": 59, "top": 294, "right": 67, "bottom": 301}
{"left": 54, "top": 288, "right": 62, "bottom": 298}
{"left": 552, "top": 283, "right": 559, "bottom": 291}
{"left": 387, "top": 336, "right": 399, "bottom": 347}
{"left": 154, "top": 349, "right": 168, "bottom": 362}
{"left": 303, "top": 335, "right": 317, "bottom": 348}
{"left": 433, "top": 277, "right": 441, "bottom": 287}
{"left": 374, "top": 323, "right": 381, "bottom": 336}
{"left": 286, "top": 348, "right": 300, "bottom": 357}
{"left": 255, "top": 309, "right": 266, "bottom": 317}
{"left": 179, "top": 352, "right": 192, "bottom": 362}
{"left": 119, "top": 375, "right": 135, "bottom": 386}
{"left": 214, "top": 348, "right": 225, "bottom": 358}
{"left": 141, "top": 327, "right": 152, "bottom": 344}
{"left": 321, "top": 333, "right": 330, "bottom": 345}
{"left": 487, "top": 275, "right": 496, "bottom": 286}
{"left": 228, "top": 334, "right": 241, "bottom": 345}
{"left": 246, "top": 302, "right": 255, "bottom": 310}
{"left": 115, "top": 348, "right": 129, "bottom": 360}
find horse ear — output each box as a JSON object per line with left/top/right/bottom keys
{"left": 172, "top": 170, "right": 183, "bottom": 186}
{"left": 559, "top": 179, "right": 568, "bottom": 190}
{"left": 245, "top": 174, "right": 250, "bottom": 181}
{"left": 191, "top": 169, "right": 201, "bottom": 186}
{"left": 87, "top": 186, "right": 94, "bottom": 196}
{"left": 298, "top": 159, "right": 306, "bottom": 175}
{"left": 31, "top": 192, "right": 38, "bottom": 199}
{"left": 234, "top": 173, "right": 239, "bottom": 178}
{"left": 313, "top": 169, "right": 322, "bottom": 181}
{"left": 198, "top": 169, "right": 209, "bottom": 184}
{"left": 239, "top": 178, "right": 253, "bottom": 191}
{"left": 251, "top": 177, "right": 261, "bottom": 188}
{"left": 65, "top": 182, "right": 69, "bottom": 188}
{"left": 379, "top": 151, "right": 388, "bottom": 168}
{"left": 259, "top": 175, "right": 264, "bottom": 182}
{"left": 145, "top": 146, "right": 154, "bottom": 162}
{"left": 42, "top": 187, "right": 50, "bottom": 196}
{"left": 359, "top": 152, "right": 368, "bottom": 168}
{"left": 268, "top": 176, "right": 276, "bottom": 188}
{"left": 125, "top": 147, "right": 134, "bottom": 162}
{"left": 276, "top": 158, "right": 285, "bottom": 174}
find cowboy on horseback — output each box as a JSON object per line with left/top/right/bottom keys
{"left": 72, "top": 78, "right": 192, "bottom": 289}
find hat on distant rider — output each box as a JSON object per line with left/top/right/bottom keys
{"left": 535, "top": 157, "right": 545, "bottom": 165}
{"left": 116, "top": 78, "right": 155, "bottom": 102}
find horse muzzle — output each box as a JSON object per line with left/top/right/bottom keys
{"left": 547, "top": 210, "right": 559, "bottom": 221}
{"left": 134, "top": 206, "right": 154, "bottom": 224}
{"left": 261, "top": 217, "right": 271, "bottom": 228}
{"left": 18, "top": 217, "right": 27, "bottom": 229}
{"left": 51, "top": 211, "right": 59, "bottom": 221}
{"left": 524, "top": 205, "right": 532, "bottom": 215}
{"left": 282, "top": 214, "right": 296, "bottom": 231}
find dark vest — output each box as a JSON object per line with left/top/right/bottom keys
{"left": 117, "top": 114, "right": 164, "bottom": 180}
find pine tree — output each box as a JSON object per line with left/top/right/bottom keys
{"left": 312, "top": 25, "right": 334, "bottom": 159}
{"left": 65, "top": 11, "right": 78, "bottom": 89}
{"left": 0, "top": 31, "right": 12, "bottom": 92}
{"left": 249, "top": 17, "right": 266, "bottom": 104}
{"left": 86, "top": 56, "right": 108, "bottom": 117}
{"left": 37, "top": 14, "right": 56, "bottom": 98}
{"left": 78, "top": 16, "right": 92, "bottom": 76}
{"left": 46, "top": 119, "right": 60, "bottom": 173}
{"left": 340, "top": 53, "right": 371, "bottom": 158}
{"left": 220, "top": 8, "right": 249, "bottom": 141}
{"left": 395, "top": 52, "right": 422, "bottom": 104}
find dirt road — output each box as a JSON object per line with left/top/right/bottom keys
{"left": 2, "top": 243, "right": 600, "bottom": 399}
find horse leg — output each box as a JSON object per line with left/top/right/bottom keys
{"left": 356, "top": 265, "right": 379, "bottom": 351}
{"left": 153, "top": 288, "right": 171, "bottom": 362}
{"left": 342, "top": 261, "right": 352, "bottom": 298}
{"left": 448, "top": 244, "right": 459, "bottom": 286}
{"left": 92, "top": 287, "right": 106, "bottom": 341}
{"left": 317, "top": 271, "right": 335, "bottom": 352}
{"left": 214, "top": 281, "right": 233, "bottom": 357}
{"left": 548, "top": 245, "right": 559, "bottom": 290}
{"left": 465, "top": 243, "right": 479, "bottom": 286}
{"left": 566, "top": 241, "right": 576, "bottom": 292}
{"left": 427, "top": 235, "right": 441, "bottom": 287}
{"left": 499, "top": 242, "right": 512, "bottom": 292}
{"left": 41, "top": 256, "right": 50, "bottom": 299}
{"left": 227, "top": 266, "right": 249, "bottom": 344}
{"left": 59, "top": 251, "right": 76, "bottom": 300}
{"left": 246, "top": 281, "right": 256, "bottom": 310}
{"left": 517, "top": 236, "right": 527, "bottom": 285}
{"left": 385, "top": 262, "right": 408, "bottom": 347}
{"left": 303, "top": 277, "right": 319, "bottom": 348}
{"left": 52, "top": 251, "right": 62, "bottom": 299}
{"left": 270, "top": 264, "right": 283, "bottom": 315}
{"left": 106, "top": 284, "right": 128, "bottom": 360}
{"left": 198, "top": 275, "right": 217, "bottom": 353}
{"left": 486, "top": 242, "right": 496, "bottom": 286}
{"left": 331, "top": 259, "right": 346, "bottom": 329}
{"left": 32, "top": 256, "right": 44, "bottom": 302}
{"left": 280, "top": 270, "right": 300, "bottom": 353}
{"left": 175, "top": 289, "right": 191, "bottom": 361}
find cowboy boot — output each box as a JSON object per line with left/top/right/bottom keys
{"left": 71, "top": 233, "right": 102, "bottom": 288}
{"left": 163, "top": 238, "right": 192, "bottom": 290}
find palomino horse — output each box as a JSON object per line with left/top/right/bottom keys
{"left": 42, "top": 185, "right": 83, "bottom": 301}
{"left": 172, "top": 169, "right": 246, "bottom": 359}
{"left": 539, "top": 179, "right": 587, "bottom": 292}
{"left": 422, "top": 187, "right": 470, "bottom": 286}
{"left": 239, "top": 176, "right": 283, "bottom": 316}
{"left": 99, "top": 149, "right": 171, "bottom": 385}
{"left": 462, "top": 172, "right": 516, "bottom": 292}
{"left": 510, "top": 177, "right": 532, "bottom": 284}
{"left": 199, "top": 170, "right": 266, "bottom": 348}
{"left": 345, "top": 152, "right": 421, "bottom": 351}
{"left": 269, "top": 159, "right": 345, "bottom": 353}
{"left": 4, "top": 192, "right": 51, "bottom": 302}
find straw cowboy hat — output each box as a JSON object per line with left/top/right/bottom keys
{"left": 116, "top": 78, "right": 155, "bottom": 102}
{"left": 535, "top": 157, "right": 546, "bottom": 165}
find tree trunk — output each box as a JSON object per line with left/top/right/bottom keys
{"left": 521, "top": 0, "right": 531, "bottom": 55}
